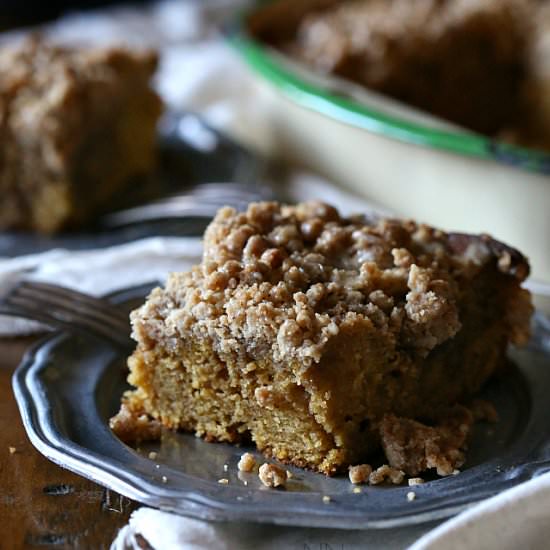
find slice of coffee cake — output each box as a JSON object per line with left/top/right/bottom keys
{"left": 112, "top": 201, "right": 532, "bottom": 475}
{"left": 252, "top": 0, "right": 537, "bottom": 142}
{"left": 0, "top": 38, "right": 162, "bottom": 233}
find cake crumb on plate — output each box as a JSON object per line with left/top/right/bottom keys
{"left": 258, "top": 463, "right": 287, "bottom": 488}
{"left": 369, "top": 465, "right": 405, "bottom": 485}
{"left": 408, "top": 477, "right": 424, "bottom": 486}
{"left": 349, "top": 464, "right": 372, "bottom": 484}
{"left": 238, "top": 452, "right": 256, "bottom": 473}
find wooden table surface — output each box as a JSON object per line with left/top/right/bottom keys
{"left": 1, "top": 336, "right": 137, "bottom": 549}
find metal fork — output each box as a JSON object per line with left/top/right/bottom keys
{"left": 0, "top": 281, "right": 133, "bottom": 350}
{"left": 101, "top": 181, "right": 274, "bottom": 228}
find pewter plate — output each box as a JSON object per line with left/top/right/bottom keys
{"left": 12, "top": 285, "right": 550, "bottom": 529}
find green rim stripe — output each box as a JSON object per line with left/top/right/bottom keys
{"left": 230, "top": 30, "right": 550, "bottom": 175}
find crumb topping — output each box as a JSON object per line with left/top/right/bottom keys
{"left": 131, "top": 201, "right": 529, "bottom": 371}
{"left": 284, "top": 0, "right": 534, "bottom": 139}
{"left": 0, "top": 38, "right": 157, "bottom": 123}
{"left": 290, "top": 0, "right": 529, "bottom": 77}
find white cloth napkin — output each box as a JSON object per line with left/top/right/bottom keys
{"left": 111, "top": 509, "right": 436, "bottom": 550}
{"left": 2, "top": 1, "right": 549, "bottom": 549}
{"left": 410, "top": 472, "right": 550, "bottom": 550}
{"left": 111, "top": 471, "right": 550, "bottom": 550}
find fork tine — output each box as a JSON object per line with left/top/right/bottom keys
{"left": 6, "top": 294, "right": 131, "bottom": 349}
{"left": 9, "top": 287, "right": 128, "bottom": 331}
{"left": 191, "top": 186, "right": 267, "bottom": 199}
{"left": 109, "top": 191, "right": 254, "bottom": 220}
{"left": 1, "top": 281, "right": 133, "bottom": 349}
{"left": 214, "top": 184, "right": 270, "bottom": 198}
{"left": 101, "top": 204, "right": 220, "bottom": 227}
{"left": 153, "top": 187, "right": 263, "bottom": 204}
{"left": 8, "top": 293, "right": 130, "bottom": 338}
{"left": 18, "top": 282, "right": 129, "bottom": 324}
{"left": 9, "top": 288, "right": 130, "bottom": 335}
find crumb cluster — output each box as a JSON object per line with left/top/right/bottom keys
{"left": 349, "top": 463, "right": 407, "bottom": 485}
{"left": 238, "top": 452, "right": 257, "bottom": 473}
{"left": 109, "top": 403, "right": 161, "bottom": 443}
{"left": 348, "top": 464, "right": 373, "bottom": 484}
{"left": 258, "top": 463, "right": 287, "bottom": 488}
{"left": 381, "top": 406, "right": 473, "bottom": 476}
{"left": 369, "top": 464, "right": 405, "bottom": 485}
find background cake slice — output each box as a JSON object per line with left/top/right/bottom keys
{"left": 113, "top": 201, "right": 532, "bottom": 475}
{"left": 0, "top": 38, "right": 162, "bottom": 233}
{"left": 253, "top": 0, "right": 538, "bottom": 143}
